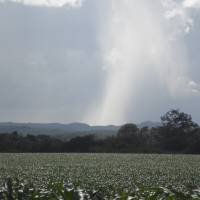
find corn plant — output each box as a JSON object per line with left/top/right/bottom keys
{"left": 1, "top": 154, "right": 200, "bottom": 199}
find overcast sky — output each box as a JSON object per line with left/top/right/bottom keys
{"left": 0, "top": 0, "right": 200, "bottom": 125}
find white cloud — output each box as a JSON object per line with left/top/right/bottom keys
{"left": 189, "top": 81, "right": 197, "bottom": 87}
{"left": 160, "top": 0, "right": 177, "bottom": 9}
{"left": 182, "top": 0, "right": 200, "bottom": 8}
{"left": 189, "top": 89, "right": 200, "bottom": 94}
{"left": 103, "top": 48, "right": 123, "bottom": 70}
{"left": 165, "top": 9, "right": 180, "bottom": 19}
{"left": 185, "top": 26, "right": 190, "bottom": 33}
{"left": 170, "top": 77, "right": 200, "bottom": 98}
{"left": 3, "top": 0, "right": 83, "bottom": 7}
{"left": 161, "top": 0, "right": 195, "bottom": 35}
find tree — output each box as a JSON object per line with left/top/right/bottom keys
{"left": 12, "top": 131, "right": 18, "bottom": 136}
{"left": 140, "top": 126, "right": 148, "bottom": 134}
{"left": 117, "top": 123, "right": 145, "bottom": 147}
{"left": 117, "top": 124, "right": 139, "bottom": 138}
{"left": 161, "top": 109, "right": 199, "bottom": 135}
{"left": 148, "top": 127, "right": 160, "bottom": 147}
{"left": 159, "top": 109, "right": 200, "bottom": 151}
{"left": 63, "top": 134, "right": 96, "bottom": 152}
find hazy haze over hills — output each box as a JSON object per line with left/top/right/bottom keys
{"left": 0, "top": 121, "right": 162, "bottom": 134}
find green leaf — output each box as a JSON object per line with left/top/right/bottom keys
{"left": 166, "top": 195, "right": 176, "bottom": 200}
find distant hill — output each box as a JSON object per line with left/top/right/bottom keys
{"left": 0, "top": 121, "right": 162, "bottom": 134}
{"left": 137, "top": 121, "right": 162, "bottom": 129}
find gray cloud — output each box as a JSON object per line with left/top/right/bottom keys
{"left": 84, "top": 0, "right": 200, "bottom": 125}
{"left": 1, "top": 0, "right": 83, "bottom": 7}
{"left": 0, "top": 0, "right": 200, "bottom": 125}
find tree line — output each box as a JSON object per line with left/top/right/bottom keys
{"left": 0, "top": 109, "right": 200, "bottom": 153}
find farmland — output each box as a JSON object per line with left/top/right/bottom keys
{"left": 0, "top": 153, "right": 200, "bottom": 199}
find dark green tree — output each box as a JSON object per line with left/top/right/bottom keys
{"left": 12, "top": 131, "right": 18, "bottom": 136}
{"left": 62, "top": 134, "right": 96, "bottom": 152}
{"left": 159, "top": 109, "right": 200, "bottom": 151}
{"left": 161, "top": 109, "right": 199, "bottom": 132}
{"left": 148, "top": 127, "right": 161, "bottom": 148}
{"left": 140, "top": 126, "right": 148, "bottom": 134}
{"left": 117, "top": 124, "right": 147, "bottom": 148}
{"left": 117, "top": 123, "right": 139, "bottom": 137}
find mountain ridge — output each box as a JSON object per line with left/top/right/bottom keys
{"left": 0, "top": 121, "right": 162, "bottom": 133}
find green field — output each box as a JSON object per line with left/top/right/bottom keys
{"left": 0, "top": 153, "right": 200, "bottom": 199}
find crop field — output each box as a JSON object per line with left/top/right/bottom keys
{"left": 0, "top": 153, "right": 200, "bottom": 199}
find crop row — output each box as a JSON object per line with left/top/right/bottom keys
{"left": 0, "top": 154, "right": 200, "bottom": 199}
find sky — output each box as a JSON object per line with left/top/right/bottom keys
{"left": 0, "top": 0, "right": 200, "bottom": 126}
